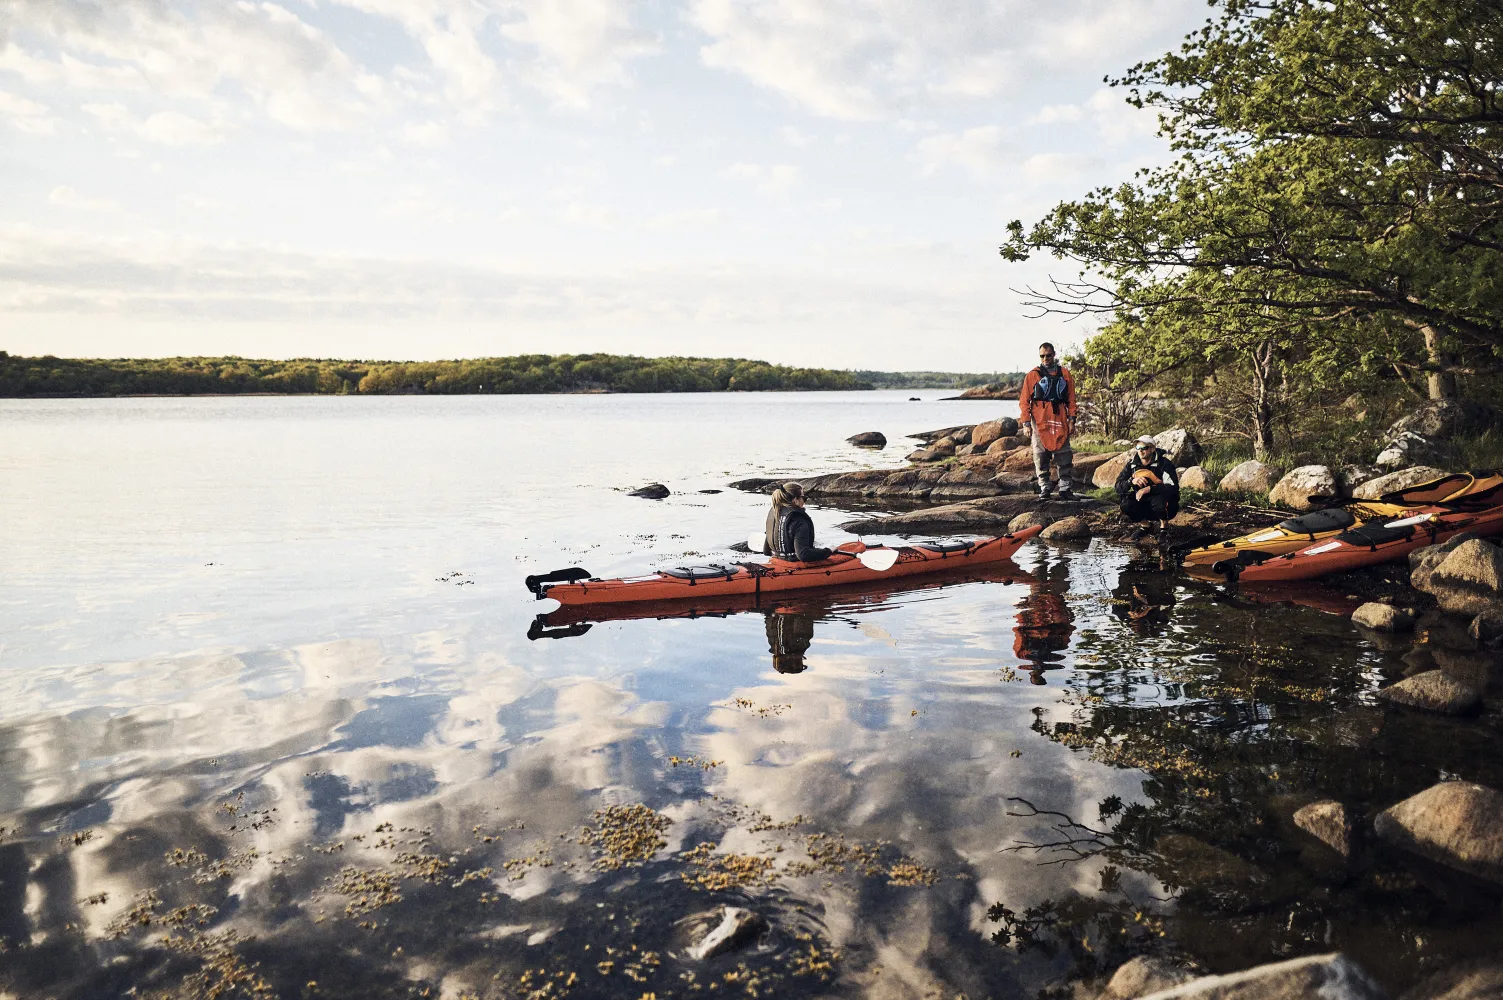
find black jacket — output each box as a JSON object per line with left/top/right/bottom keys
{"left": 1114, "top": 449, "right": 1180, "bottom": 501}
{"left": 774, "top": 506, "right": 832, "bottom": 562}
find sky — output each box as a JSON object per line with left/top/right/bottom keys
{"left": 0, "top": 0, "right": 1203, "bottom": 371}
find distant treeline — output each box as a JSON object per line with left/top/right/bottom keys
{"left": 0, "top": 352, "right": 889, "bottom": 396}
{"left": 854, "top": 370, "right": 1022, "bottom": 390}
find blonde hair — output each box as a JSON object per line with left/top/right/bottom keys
{"left": 771, "top": 481, "right": 805, "bottom": 507}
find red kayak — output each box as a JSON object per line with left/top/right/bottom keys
{"left": 527, "top": 526, "right": 1042, "bottom": 607}
{"left": 1206, "top": 495, "right": 1503, "bottom": 583}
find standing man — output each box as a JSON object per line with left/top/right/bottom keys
{"left": 1020, "top": 342, "right": 1078, "bottom": 501}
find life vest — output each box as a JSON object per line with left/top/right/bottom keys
{"left": 1030, "top": 366, "right": 1070, "bottom": 409}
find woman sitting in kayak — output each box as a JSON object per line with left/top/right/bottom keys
{"left": 1115, "top": 435, "right": 1180, "bottom": 535}
{"left": 764, "top": 482, "right": 833, "bottom": 562}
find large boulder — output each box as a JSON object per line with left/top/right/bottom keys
{"left": 1376, "top": 430, "right": 1456, "bottom": 470}
{"left": 1416, "top": 539, "right": 1503, "bottom": 615}
{"left": 1352, "top": 602, "right": 1415, "bottom": 632}
{"left": 1374, "top": 781, "right": 1503, "bottom": 885}
{"left": 1000, "top": 447, "right": 1036, "bottom": 473}
{"left": 1179, "top": 466, "right": 1212, "bottom": 491}
{"left": 1218, "top": 460, "right": 1283, "bottom": 495}
{"left": 1340, "top": 464, "right": 1382, "bottom": 497}
{"left": 1131, "top": 953, "right": 1382, "bottom": 1000}
{"left": 1376, "top": 670, "right": 1482, "bottom": 714}
{"left": 1008, "top": 511, "right": 1051, "bottom": 532}
{"left": 970, "top": 417, "right": 1019, "bottom": 449}
{"left": 1073, "top": 451, "right": 1120, "bottom": 482}
{"left": 1152, "top": 427, "right": 1204, "bottom": 466}
{"left": 1388, "top": 398, "right": 1501, "bottom": 440}
{"left": 628, "top": 483, "right": 670, "bottom": 499}
{"left": 986, "top": 435, "right": 1026, "bottom": 454}
{"left": 1350, "top": 465, "right": 1449, "bottom": 501}
{"left": 1268, "top": 465, "right": 1339, "bottom": 511}
{"left": 1409, "top": 533, "right": 1480, "bottom": 591}
{"left": 1041, "top": 516, "right": 1091, "bottom": 542}
{"left": 846, "top": 431, "right": 886, "bottom": 448}
{"left": 1093, "top": 451, "right": 1133, "bottom": 489}
{"left": 907, "top": 438, "right": 956, "bottom": 462}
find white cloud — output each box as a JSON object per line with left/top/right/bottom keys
{"left": 689, "top": 0, "right": 1199, "bottom": 119}
{"left": 0, "top": 88, "right": 55, "bottom": 133}
{"left": 83, "top": 102, "right": 231, "bottom": 145}
{"left": 562, "top": 201, "right": 614, "bottom": 227}
{"left": 498, "top": 0, "right": 659, "bottom": 108}
{"left": 915, "top": 125, "right": 1006, "bottom": 176}
{"left": 47, "top": 185, "right": 118, "bottom": 213}
{"left": 1020, "top": 151, "right": 1100, "bottom": 181}
{"left": 646, "top": 208, "right": 724, "bottom": 231}
{"left": 1029, "top": 87, "right": 1159, "bottom": 140}
{"left": 400, "top": 119, "right": 451, "bottom": 147}
{"left": 726, "top": 162, "right": 798, "bottom": 199}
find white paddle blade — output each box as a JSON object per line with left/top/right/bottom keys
{"left": 857, "top": 548, "right": 900, "bottom": 572}
{"left": 748, "top": 531, "right": 767, "bottom": 553}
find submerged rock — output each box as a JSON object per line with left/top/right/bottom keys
{"left": 1269, "top": 466, "right": 1338, "bottom": 512}
{"left": 837, "top": 495, "right": 1097, "bottom": 535}
{"left": 1351, "top": 465, "right": 1448, "bottom": 500}
{"left": 1131, "top": 953, "right": 1382, "bottom": 1000}
{"left": 1154, "top": 834, "right": 1266, "bottom": 887}
{"left": 1218, "top": 460, "right": 1282, "bottom": 495}
{"left": 629, "top": 483, "right": 670, "bottom": 499}
{"left": 1293, "top": 800, "right": 1355, "bottom": 857}
{"left": 1352, "top": 602, "right": 1415, "bottom": 632}
{"left": 846, "top": 431, "right": 886, "bottom": 448}
{"left": 1376, "top": 670, "right": 1481, "bottom": 714}
{"left": 1374, "top": 781, "right": 1503, "bottom": 885}
{"left": 686, "top": 905, "right": 766, "bottom": 960}
{"left": 1099, "top": 956, "right": 1195, "bottom": 1000}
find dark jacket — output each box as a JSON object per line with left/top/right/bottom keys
{"left": 1114, "top": 448, "right": 1180, "bottom": 501}
{"left": 774, "top": 506, "right": 832, "bottom": 562}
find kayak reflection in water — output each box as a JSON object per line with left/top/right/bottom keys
{"left": 1012, "top": 555, "right": 1074, "bottom": 684}
{"left": 765, "top": 607, "right": 815, "bottom": 673}
{"left": 763, "top": 482, "right": 833, "bottom": 562}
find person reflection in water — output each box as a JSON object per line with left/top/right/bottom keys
{"left": 765, "top": 607, "right": 815, "bottom": 673}
{"left": 1012, "top": 556, "right": 1074, "bottom": 684}
{"left": 1111, "top": 561, "right": 1178, "bottom": 628}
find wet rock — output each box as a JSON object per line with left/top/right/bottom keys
{"left": 1218, "top": 460, "right": 1283, "bottom": 495}
{"left": 1293, "top": 800, "right": 1355, "bottom": 857}
{"left": 1429, "top": 646, "right": 1493, "bottom": 694}
{"left": 1399, "top": 960, "right": 1503, "bottom": 1000}
{"left": 1041, "top": 516, "right": 1091, "bottom": 542}
{"left": 1169, "top": 510, "right": 1214, "bottom": 528}
{"left": 1410, "top": 534, "right": 1481, "bottom": 592}
{"left": 908, "top": 424, "right": 973, "bottom": 444}
{"left": 1132, "top": 953, "right": 1382, "bottom": 1000}
{"left": 1009, "top": 511, "right": 1051, "bottom": 532}
{"left": 906, "top": 444, "right": 952, "bottom": 463}
{"left": 1268, "top": 466, "right": 1339, "bottom": 512}
{"left": 1376, "top": 430, "right": 1456, "bottom": 470}
{"left": 1351, "top": 465, "right": 1449, "bottom": 501}
{"left": 1416, "top": 539, "right": 1503, "bottom": 616}
{"left": 1153, "top": 427, "right": 1204, "bottom": 466}
{"left": 687, "top": 905, "right": 766, "bottom": 960}
{"left": 1469, "top": 612, "right": 1503, "bottom": 646}
{"left": 1180, "top": 466, "right": 1212, "bottom": 491}
{"left": 1093, "top": 451, "right": 1132, "bottom": 489}
{"left": 846, "top": 431, "right": 886, "bottom": 448}
{"left": 1376, "top": 670, "right": 1481, "bottom": 714}
{"left": 629, "top": 483, "right": 670, "bottom": 499}
{"left": 1388, "top": 398, "right": 1502, "bottom": 440}
{"left": 1374, "top": 781, "right": 1503, "bottom": 885}
{"left": 1154, "top": 834, "right": 1266, "bottom": 887}
{"left": 1099, "top": 956, "right": 1195, "bottom": 1000}
{"left": 837, "top": 495, "right": 1097, "bottom": 535}
{"left": 1352, "top": 602, "right": 1415, "bottom": 632}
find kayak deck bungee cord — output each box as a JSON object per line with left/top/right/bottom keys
{"left": 526, "top": 526, "right": 1043, "bottom": 607}
{"left": 1180, "top": 471, "right": 1503, "bottom": 570}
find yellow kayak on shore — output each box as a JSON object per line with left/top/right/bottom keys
{"left": 1180, "top": 471, "right": 1503, "bottom": 569}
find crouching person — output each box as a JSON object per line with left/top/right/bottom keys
{"left": 1115, "top": 435, "right": 1180, "bottom": 537}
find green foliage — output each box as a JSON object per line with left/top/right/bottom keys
{"left": 0, "top": 353, "right": 875, "bottom": 397}
{"left": 853, "top": 370, "right": 1022, "bottom": 389}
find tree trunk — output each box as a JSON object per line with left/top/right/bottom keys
{"left": 1251, "top": 340, "right": 1277, "bottom": 459}
{"left": 1421, "top": 324, "right": 1457, "bottom": 400}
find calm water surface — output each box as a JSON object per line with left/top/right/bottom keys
{"left": 1, "top": 393, "right": 1500, "bottom": 1000}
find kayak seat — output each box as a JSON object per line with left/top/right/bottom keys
{"left": 917, "top": 541, "right": 974, "bottom": 554}
{"left": 661, "top": 564, "right": 742, "bottom": 580}
{"left": 1334, "top": 524, "right": 1414, "bottom": 548}
{"left": 1278, "top": 508, "right": 1356, "bottom": 535}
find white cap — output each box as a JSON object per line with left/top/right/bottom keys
{"left": 1134, "top": 435, "right": 1156, "bottom": 446}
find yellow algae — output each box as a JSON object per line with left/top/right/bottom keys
{"left": 577, "top": 804, "right": 671, "bottom": 871}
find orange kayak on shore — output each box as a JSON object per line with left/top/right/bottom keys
{"left": 527, "top": 526, "right": 1043, "bottom": 607}
{"left": 1195, "top": 493, "right": 1503, "bottom": 583}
